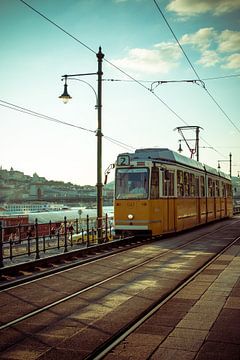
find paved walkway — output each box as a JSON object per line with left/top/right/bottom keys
{"left": 106, "top": 238, "right": 240, "bottom": 360}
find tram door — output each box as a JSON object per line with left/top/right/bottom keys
{"left": 162, "top": 169, "right": 175, "bottom": 233}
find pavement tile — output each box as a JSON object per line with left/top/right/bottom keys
{"left": 207, "top": 324, "right": 240, "bottom": 344}
{"left": 231, "top": 288, "right": 240, "bottom": 296}
{"left": 37, "top": 347, "right": 89, "bottom": 360}
{"left": 0, "top": 338, "right": 51, "bottom": 360}
{"left": 192, "top": 274, "right": 218, "bottom": 282}
{"left": 224, "top": 296, "right": 240, "bottom": 309}
{"left": 195, "top": 341, "right": 240, "bottom": 360}
{"left": 169, "top": 328, "right": 208, "bottom": 341}
{"left": 123, "top": 333, "right": 164, "bottom": 346}
{"left": 176, "top": 318, "right": 215, "bottom": 331}
{"left": 111, "top": 346, "right": 159, "bottom": 360}
{"left": 135, "top": 324, "right": 173, "bottom": 337}
{"left": 159, "top": 335, "right": 203, "bottom": 352}
{"left": 0, "top": 328, "right": 26, "bottom": 352}
{"left": 57, "top": 327, "right": 109, "bottom": 351}
{"left": 150, "top": 348, "right": 196, "bottom": 360}
{"left": 174, "top": 292, "right": 202, "bottom": 300}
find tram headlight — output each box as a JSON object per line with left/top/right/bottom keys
{"left": 128, "top": 214, "right": 134, "bottom": 220}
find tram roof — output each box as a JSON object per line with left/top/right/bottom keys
{"left": 121, "top": 148, "right": 230, "bottom": 179}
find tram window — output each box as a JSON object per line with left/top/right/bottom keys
{"left": 208, "top": 178, "right": 213, "bottom": 197}
{"left": 221, "top": 181, "right": 226, "bottom": 197}
{"left": 216, "top": 180, "right": 220, "bottom": 197}
{"left": 115, "top": 168, "right": 149, "bottom": 199}
{"left": 227, "top": 183, "right": 232, "bottom": 197}
{"left": 189, "top": 173, "right": 195, "bottom": 197}
{"left": 195, "top": 176, "right": 200, "bottom": 197}
{"left": 150, "top": 167, "right": 159, "bottom": 199}
{"left": 221, "top": 182, "right": 226, "bottom": 197}
{"left": 184, "top": 172, "right": 190, "bottom": 197}
{"left": 163, "top": 170, "right": 174, "bottom": 196}
{"left": 212, "top": 181, "right": 216, "bottom": 197}
{"left": 200, "top": 176, "right": 205, "bottom": 197}
{"left": 177, "top": 170, "right": 184, "bottom": 197}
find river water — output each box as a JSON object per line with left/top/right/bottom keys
{"left": 28, "top": 206, "right": 114, "bottom": 224}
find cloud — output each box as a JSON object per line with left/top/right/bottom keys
{"left": 222, "top": 54, "right": 240, "bottom": 69}
{"left": 180, "top": 28, "right": 240, "bottom": 69}
{"left": 197, "top": 50, "right": 221, "bottom": 67}
{"left": 111, "top": 43, "right": 182, "bottom": 75}
{"left": 167, "top": 0, "right": 240, "bottom": 16}
{"left": 181, "top": 27, "right": 217, "bottom": 51}
{"left": 218, "top": 30, "right": 240, "bottom": 53}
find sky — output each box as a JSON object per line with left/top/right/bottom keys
{"left": 0, "top": 0, "right": 239, "bottom": 186}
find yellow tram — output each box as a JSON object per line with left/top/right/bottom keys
{"left": 114, "top": 148, "right": 233, "bottom": 237}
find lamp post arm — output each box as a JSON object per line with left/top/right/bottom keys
{"left": 64, "top": 78, "right": 98, "bottom": 108}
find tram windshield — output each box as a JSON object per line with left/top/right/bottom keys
{"left": 115, "top": 168, "right": 149, "bottom": 199}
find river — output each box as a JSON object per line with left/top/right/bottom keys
{"left": 28, "top": 206, "right": 114, "bottom": 224}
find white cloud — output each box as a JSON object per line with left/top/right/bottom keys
{"left": 222, "top": 54, "right": 240, "bottom": 69}
{"left": 167, "top": 0, "right": 240, "bottom": 16}
{"left": 180, "top": 27, "right": 217, "bottom": 51}
{"left": 197, "top": 50, "right": 221, "bottom": 67}
{"left": 218, "top": 30, "right": 240, "bottom": 53}
{"left": 111, "top": 43, "right": 182, "bottom": 75}
{"left": 180, "top": 28, "right": 240, "bottom": 69}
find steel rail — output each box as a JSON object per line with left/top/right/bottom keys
{"left": 1, "top": 220, "right": 238, "bottom": 331}
{"left": 91, "top": 234, "right": 240, "bottom": 360}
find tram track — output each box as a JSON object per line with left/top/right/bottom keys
{"left": 92, "top": 233, "right": 240, "bottom": 360}
{"left": 0, "top": 219, "right": 239, "bottom": 330}
{"left": 0, "top": 218, "right": 240, "bottom": 359}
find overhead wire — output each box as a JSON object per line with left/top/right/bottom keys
{"left": 0, "top": 99, "right": 95, "bottom": 133}
{"left": 17, "top": 0, "right": 230, "bottom": 157}
{"left": 0, "top": 99, "right": 135, "bottom": 151}
{"left": 153, "top": 0, "right": 240, "bottom": 136}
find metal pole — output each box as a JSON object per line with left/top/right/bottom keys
{"left": 196, "top": 126, "right": 200, "bottom": 161}
{"left": 96, "top": 47, "right": 104, "bottom": 242}
{"left": 229, "top": 153, "right": 232, "bottom": 178}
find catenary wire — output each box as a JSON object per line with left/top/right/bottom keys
{"left": 153, "top": 0, "right": 240, "bottom": 135}
{"left": 0, "top": 99, "right": 135, "bottom": 151}
{"left": 17, "top": 0, "right": 228, "bottom": 157}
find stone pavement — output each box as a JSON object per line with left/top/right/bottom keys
{"left": 105, "top": 239, "right": 240, "bottom": 360}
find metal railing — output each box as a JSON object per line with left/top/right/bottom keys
{"left": 0, "top": 214, "right": 114, "bottom": 268}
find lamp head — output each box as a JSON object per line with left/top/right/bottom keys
{"left": 178, "top": 141, "right": 183, "bottom": 153}
{"left": 59, "top": 80, "right": 72, "bottom": 104}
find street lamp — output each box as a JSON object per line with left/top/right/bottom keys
{"left": 59, "top": 46, "right": 104, "bottom": 241}
{"left": 217, "top": 153, "right": 232, "bottom": 177}
{"left": 174, "top": 126, "right": 203, "bottom": 161}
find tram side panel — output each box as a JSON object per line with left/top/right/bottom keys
{"left": 175, "top": 198, "right": 199, "bottom": 232}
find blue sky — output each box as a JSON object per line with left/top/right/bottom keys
{"left": 0, "top": 0, "right": 239, "bottom": 185}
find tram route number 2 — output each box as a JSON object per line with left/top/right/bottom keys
{"left": 117, "top": 155, "right": 130, "bottom": 166}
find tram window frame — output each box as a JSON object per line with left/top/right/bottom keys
{"left": 150, "top": 166, "right": 159, "bottom": 199}
{"left": 177, "top": 170, "right": 184, "bottom": 197}
{"left": 162, "top": 169, "right": 175, "bottom": 197}
{"left": 200, "top": 176, "right": 205, "bottom": 197}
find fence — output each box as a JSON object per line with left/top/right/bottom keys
{"left": 0, "top": 214, "right": 114, "bottom": 268}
